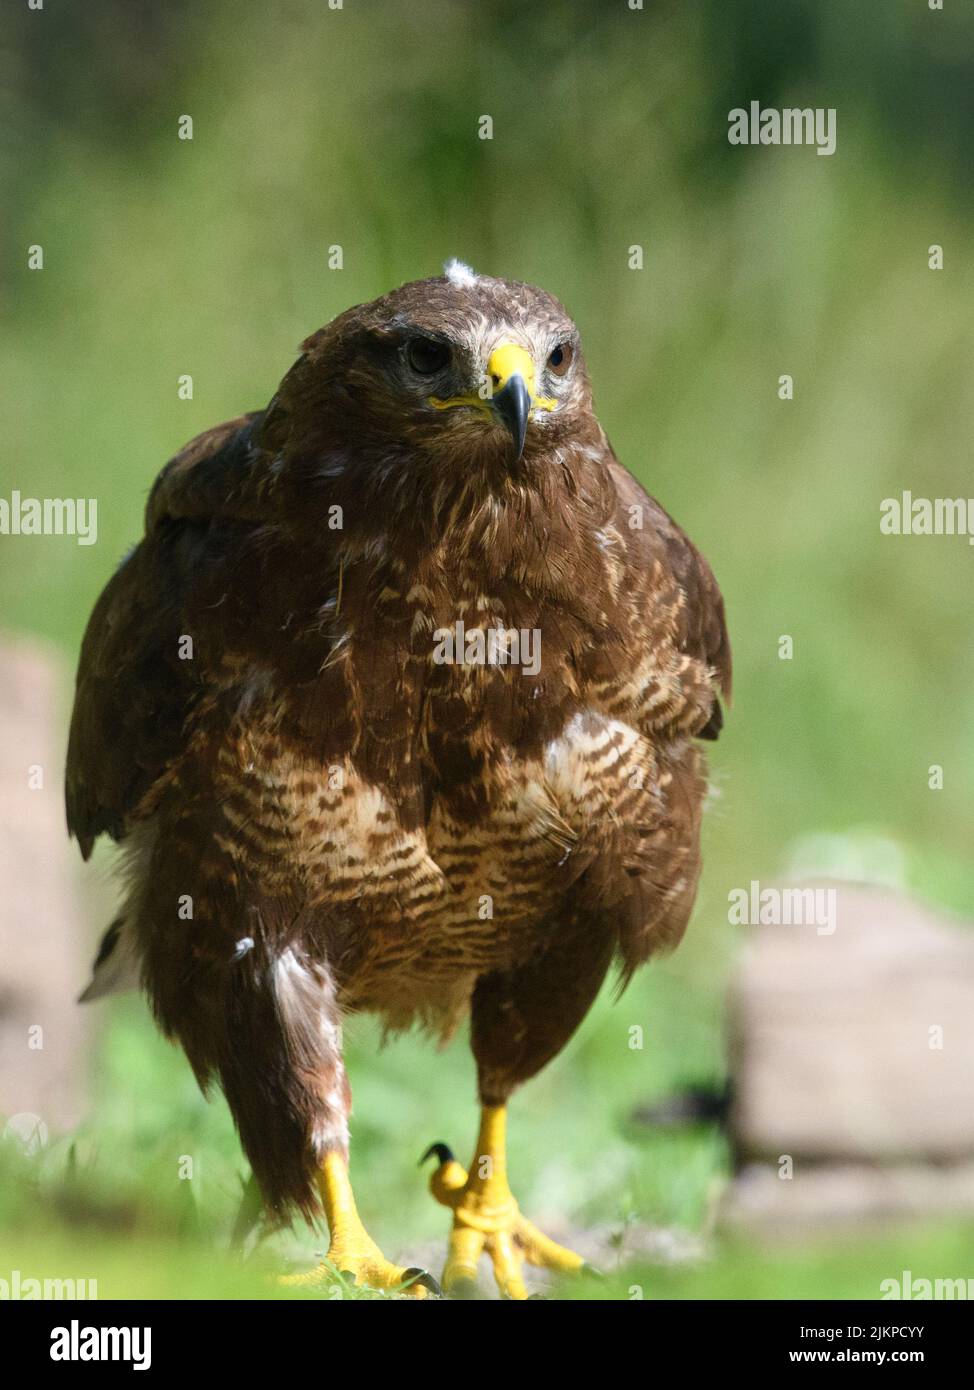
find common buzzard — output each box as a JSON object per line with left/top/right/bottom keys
{"left": 67, "top": 261, "right": 731, "bottom": 1298}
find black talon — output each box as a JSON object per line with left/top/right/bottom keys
{"left": 420, "top": 1141, "right": 455, "bottom": 1166}
{"left": 402, "top": 1266, "right": 442, "bottom": 1297}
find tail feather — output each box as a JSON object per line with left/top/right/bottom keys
{"left": 79, "top": 915, "right": 141, "bottom": 1002}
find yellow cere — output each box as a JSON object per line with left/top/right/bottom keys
{"left": 429, "top": 341, "right": 556, "bottom": 414}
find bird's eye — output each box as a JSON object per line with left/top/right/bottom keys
{"left": 406, "top": 337, "right": 450, "bottom": 375}
{"left": 547, "top": 342, "right": 574, "bottom": 377}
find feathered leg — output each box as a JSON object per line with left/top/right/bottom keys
{"left": 141, "top": 876, "right": 435, "bottom": 1297}
{"left": 425, "top": 911, "right": 613, "bottom": 1298}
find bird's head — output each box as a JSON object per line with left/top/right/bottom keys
{"left": 403, "top": 260, "right": 591, "bottom": 465}
{"left": 271, "top": 262, "right": 595, "bottom": 488}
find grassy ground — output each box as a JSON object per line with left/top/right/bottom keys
{"left": 4, "top": 1196, "right": 969, "bottom": 1302}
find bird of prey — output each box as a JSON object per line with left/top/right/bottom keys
{"left": 67, "top": 261, "right": 730, "bottom": 1299}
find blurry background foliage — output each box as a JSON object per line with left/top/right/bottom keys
{"left": 0, "top": 0, "right": 972, "bottom": 1297}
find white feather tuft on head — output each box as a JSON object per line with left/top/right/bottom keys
{"left": 443, "top": 258, "right": 478, "bottom": 287}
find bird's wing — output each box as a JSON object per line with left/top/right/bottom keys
{"left": 659, "top": 501, "right": 731, "bottom": 739}
{"left": 65, "top": 412, "right": 267, "bottom": 858}
{"left": 609, "top": 458, "right": 731, "bottom": 739}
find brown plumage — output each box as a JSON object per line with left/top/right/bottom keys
{"left": 67, "top": 265, "right": 730, "bottom": 1261}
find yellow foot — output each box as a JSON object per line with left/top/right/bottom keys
{"left": 279, "top": 1247, "right": 436, "bottom": 1298}
{"left": 279, "top": 1151, "right": 438, "bottom": 1298}
{"left": 423, "top": 1106, "right": 587, "bottom": 1300}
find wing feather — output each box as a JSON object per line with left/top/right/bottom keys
{"left": 65, "top": 412, "right": 267, "bottom": 857}
{"left": 609, "top": 458, "right": 731, "bottom": 737}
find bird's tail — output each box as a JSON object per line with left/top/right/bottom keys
{"left": 78, "top": 915, "right": 141, "bottom": 1002}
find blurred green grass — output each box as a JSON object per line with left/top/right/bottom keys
{"left": 2, "top": 0, "right": 973, "bottom": 1298}
{"left": 4, "top": 1222, "right": 972, "bottom": 1302}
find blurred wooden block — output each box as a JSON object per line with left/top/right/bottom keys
{"left": 724, "top": 883, "right": 974, "bottom": 1235}
{"left": 724, "top": 1160, "right": 974, "bottom": 1241}
{"left": 0, "top": 635, "right": 92, "bottom": 1137}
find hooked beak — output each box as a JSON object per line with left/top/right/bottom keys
{"left": 428, "top": 341, "right": 556, "bottom": 460}
{"left": 491, "top": 374, "right": 531, "bottom": 460}
{"left": 485, "top": 343, "right": 556, "bottom": 461}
